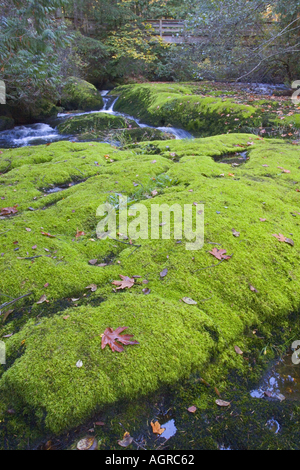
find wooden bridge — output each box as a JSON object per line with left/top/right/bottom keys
{"left": 56, "top": 13, "right": 187, "bottom": 43}
{"left": 56, "top": 14, "right": 269, "bottom": 44}
{"left": 143, "top": 19, "right": 185, "bottom": 43}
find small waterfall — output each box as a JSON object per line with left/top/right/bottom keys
{"left": 101, "top": 96, "right": 119, "bottom": 114}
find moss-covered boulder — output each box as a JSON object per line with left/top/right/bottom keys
{"left": 57, "top": 114, "right": 175, "bottom": 143}
{"left": 1, "top": 135, "right": 300, "bottom": 436}
{"left": 57, "top": 112, "right": 138, "bottom": 137}
{"left": 60, "top": 77, "right": 104, "bottom": 112}
{"left": 114, "top": 126, "right": 176, "bottom": 143}
{"left": 112, "top": 82, "right": 300, "bottom": 138}
{"left": 0, "top": 116, "right": 14, "bottom": 131}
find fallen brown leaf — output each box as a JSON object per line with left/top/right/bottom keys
{"left": 37, "top": 294, "right": 47, "bottom": 304}
{"left": 86, "top": 284, "right": 97, "bottom": 292}
{"left": 234, "top": 346, "right": 243, "bottom": 355}
{"left": 0, "top": 206, "right": 18, "bottom": 216}
{"left": 209, "top": 248, "right": 232, "bottom": 260}
{"left": 101, "top": 327, "right": 139, "bottom": 353}
{"left": 216, "top": 399, "right": 231, "bottom": 407}
{"left": 112, "top": 275, "right": 135, "bottom": 290}
{"left": 187, "top": 406, "right": 197, "bottom": 413}
{"left": 118, "top": 432, "right": 133, "bottom": 448}
{"left": 273, "top": 234, "right": 294, "bottom": 246}
{"left": 182, "top": 297, "right": 197, "bottom": 305}
{"left": 142, "top": 288, "right": 151, "bottom": 295}
{"left": 76, "top": 229, "right": 85, "bottom": 238}
{"left": 272, "top": 233, "right": 287, "bottom": 242}
{"left": 151, "top": 421, "right": 166, "bottom": 435}
{"left": 41, "top": 232, "right": 56, "bottom": 238}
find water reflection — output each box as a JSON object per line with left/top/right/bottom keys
{"left": 159, "top": 419, "right": 177, "bottom": 440}
{"left": 250, "top": 352, "right": 300, "bottom": 402}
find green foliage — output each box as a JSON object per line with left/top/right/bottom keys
{"left": 0, "top": 0, "right": 73, "bottom": 106}
{"left": 179, "top": 0, "right": 300, "bottom": 82}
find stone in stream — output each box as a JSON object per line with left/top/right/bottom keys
{"left": 57, "top": 113, "right": 175, "bottom": 143}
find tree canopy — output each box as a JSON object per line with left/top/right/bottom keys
{"left": 0, "top": 0, "right": 299, "bottom": 109}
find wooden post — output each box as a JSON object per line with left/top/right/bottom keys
{"left": 159, "top": 19, "right": 163, "bottom": 38}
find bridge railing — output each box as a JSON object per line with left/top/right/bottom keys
{"left": 56, "top": 14, "right": 185, "bottom": 37}
{"left": 143, "top": 20, "right": 185, "bottom": 37}
{"left": 55, "top": 15, "right": 275, "bottom": 43}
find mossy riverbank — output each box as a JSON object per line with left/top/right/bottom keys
{"left": 0, "top": 132, "right": 300, "bottom": 447}
{"left": 113, "top": 82, "right": 300, "bottom": 138}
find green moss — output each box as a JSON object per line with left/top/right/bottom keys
{"left": 60, "top": 77, "right": 104, "bottom": 112}
{"left": 112, "top": 83, "right": 300, "bottom": 138}
{"left": 272, "top": 113, "right": 300, "bottom": 129}
{"left": 111, "top": 127, "right": 176, "bottom": 144}
{"left": 0, "top": 134, "right": 300, "bottom": 436}
{"left": 57, "top": 113, "right": 138, "bottom": 136}
{"left": 113, "top": 83, "right": 262, "bottom": 136}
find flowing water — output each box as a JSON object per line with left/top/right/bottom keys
{"left": 0, "top": 90, "right": 192, "bottom": 148}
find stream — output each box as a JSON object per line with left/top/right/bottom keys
{"left": 0, "top": 82, "right": 291, "bottom": 149}
{"left": 0, "top": 90, "right": 193, "bottom": 148}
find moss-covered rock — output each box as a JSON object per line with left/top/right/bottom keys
{"left": 114, "top": 126, "right": 176, "bottom": 144}
{"left": 1, "top": 134, "right": 300, "bottom": 436}
{"left": 112, "top": 82, "right": 300, "bottom": 138}
{"left": 0, "top": 116, "right": 14, "bottom": 131}
{"left": 57, "top": 112, "right": 138, "bottom": 137}
{"left": 60, "top": 77, "right": 104, "bottom": 112}
{"left": 57, "top": 113, "right": 174, "bottom": 143}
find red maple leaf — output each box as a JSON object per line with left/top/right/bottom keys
{"left": 101, "top": 327, "right": 139, "bottom": 353}
{"left": 209, "top": 248, "right": 232, "bottom": 260}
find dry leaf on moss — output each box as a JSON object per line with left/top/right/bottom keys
{"left": 234, "top": 346, "right": 243, "bottom": 355}
{"left": 188, "top": 406, "right": 197, "bottom": 413}
{"left": 151, "top": 421, "right": 166, "bottom": 435}
{"left": 216, "top": 399, "right": 231, "bottom": 407}
{"left": 209, "top": 248, "right": 232, "bottom": 260}
{"left": 118, "top": 432, "right": 133, "bottom": 448}
{"left": 182, "top": 297, "right": 197, "bottom": 305}
{"left": 86, "top": 284, "right": 97, "bottom": 292}
{"left": 37, "top": 294, "right": 47, "bottom": 304}
{"left": 101, "top": 327, "right": 139, "bottom": 353}
{"left": 112, "top": 275, "right": 135, "bottom": 290}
